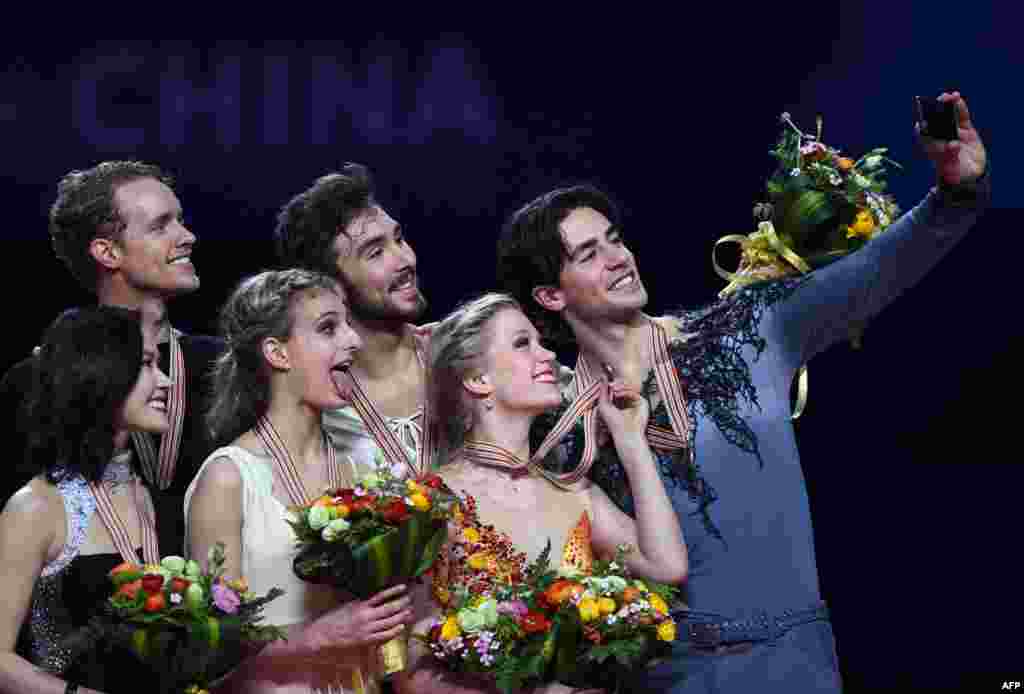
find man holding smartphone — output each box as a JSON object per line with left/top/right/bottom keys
{"left": 496, "top": 92, "right": 988, "bottom": 693}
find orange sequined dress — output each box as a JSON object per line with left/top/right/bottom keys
{"left": 430, "top": 458, "right": 595, "bottom": 605}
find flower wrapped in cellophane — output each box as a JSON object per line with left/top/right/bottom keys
{"left": 61, "top": 543, "right": 286, "bottom": 694}
{"left": 714, "top": 112, "right": 902, "bottom": 299}
{"left": 712, "top": 113, "right": 903, "bottom": 417}
{"left": 288, "top": 452, "right": 457, "bottom": 676}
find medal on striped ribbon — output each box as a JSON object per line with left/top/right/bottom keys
{"left": 89, "top": 460, "right": 160, "bottom": 564}
{"left": 253, "top": 416, "right": 343, "bottom": 506}
{"left": 575, "top": 319, "right": 692, "bottom": 467}
{"left": 131, "top": 328, "right": 187, "bottom": 490}
{"left": 461, "top": 377, "right": 603, "bottom": 490}
{"left": 344, "top": 338, "right": 434, "bottom": 479}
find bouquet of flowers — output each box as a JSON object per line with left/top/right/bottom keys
{"left": 288, "top": 453, "right": 457, "bottom": 675}
{"left": 62, "top": 543, "right": 286, "bottom": 694}
{"left": 714, "top": 112, "right": 902, "bottom": 300}
{"left": 421, "top": 538, "right": 680, "bottom": 694}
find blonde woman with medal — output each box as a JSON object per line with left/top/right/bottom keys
{"left": 185, "top": 270, "right": 415, "bottom": 694}
{"left": 0, "top": 306, "right": 169, "bottom": 694}
{"left": 393, "top": 293, "right": 688, "bottom": 694}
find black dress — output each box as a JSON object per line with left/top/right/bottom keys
{"left": 17, "top": 473, "right": 153, "bottom": 694}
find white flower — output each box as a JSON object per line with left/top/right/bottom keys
{"left": 790, "top": 168, "right": 802, "bottom": 177}
{"left": 389, "top": 462, "right": 408, "bottom": 479}
{"left": 608, "top": 562, "right": 620, "bottom": 572}
{"left": 307, "top": 505, "right": 332, "bottom": 531}
{"left": 322, "top": 517, "right": 351, "bottom": 542}
{"left": 606, "top": 615, "right": 618, "bottom": 625}
{"left": 829, "top": 173, "right": 842, "bottom": 186}
{"left": 170, "top": 593, "right": 183, "bottom": 605}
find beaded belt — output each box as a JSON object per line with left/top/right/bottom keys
{"left": 678, "top": 603, "right": 829, "bottom": 649}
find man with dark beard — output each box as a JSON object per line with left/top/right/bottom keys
{"left": 275, "top": 164, "right": 432, "bottom": 474}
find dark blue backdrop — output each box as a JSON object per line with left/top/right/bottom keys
{"left": 1, "top": 8, "right": 1019, "bottom": 691}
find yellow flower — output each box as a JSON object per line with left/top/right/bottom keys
{"left": 441, "top": 615, "right": 461, "bottom": 640}
{"left": 597, "top": 597, "right": 617, "bottom": 616}
{"left": 462, "top": 527, "right": 481, "bottom": 544}
{"left": 578, "top": 597, "right": 600, "bottom": 623}
{"left": 845, "top": 209, "right": 875, "bottom": 240}
{"left": 656, "top": 619, "right": 677, "bottom": 642}
{"left": 408, "top": 493, "right": 431, "bottom": 511}
{"left": 468, "top": 552, "right": 491, "bottom": 571}
{"left": 406, "top": 479, "right": 428, "bottom": 495}
{"left": 648, "top": 594, "right": 668, "bottom": 616}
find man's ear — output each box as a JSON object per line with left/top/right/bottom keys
{"left": 532, "top": 285, "right": 566, "bottom": 312}
{"left": 262, "top": 336, "right": 291, "bottom": 372}
{"left": 462, "top": 372, "right": 494, "bottom": 398}
{"left": 88, "top": 237, "right": 122, "bottom": 272}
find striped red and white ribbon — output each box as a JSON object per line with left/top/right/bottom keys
{"left": 131, "top": 328, "right": 186, "bottom": 490}
{"left": 254, "top": 416, "right": 343, "bottom": 506}
{"left": 89, "top": 475, "right": 160, "bottom": 565}
{"left": 575, "top": 319, "right": 692, "bottom": 465}
{"left": 460, "top": 377, "right": 603, "bottom": 490}
{"left": 345, "top": 339, "right": 434, "bottom": 479}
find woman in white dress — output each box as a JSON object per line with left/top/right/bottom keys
{"left": 186, "top": 269, "right": 413, "bottom": 694}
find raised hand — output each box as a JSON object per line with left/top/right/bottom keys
{"left": 919, "top": 91, "right": 987, "bottom": 186}
{"left": 595, "top": 365, "right": 650, "bottom": 443}
{"left": 306, "top": 584, "right": 413, "bottom": 651}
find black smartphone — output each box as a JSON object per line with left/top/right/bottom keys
{"left": 914, "top": 96, "right": 959, "bottom": 141}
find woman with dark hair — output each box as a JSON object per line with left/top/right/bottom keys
{"left": 0, "top": 305, "right": 171, "bottom": 694}
{"left": 394, "top": 293, "right": 688, "bottom": 694}
{"left": 185, "top": 269, "right": 414, "bottom": 694}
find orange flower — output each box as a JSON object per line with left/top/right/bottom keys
{"left": 108, "top": 561, "right": 141, "bottom": 580}
{"left": 143, "top": 592, "right": 167, "bottom": 613}
{"left": 836, "top": 157, "right": 855, "bottom": 171}
{"left": 542, "top": 579, "right": 584, "bottom": 607}
{"left": 621, "top": 586, "right": 642, "bottom": 604}
{"left": 116, "top": 579, "right": 143, "bottom": 600}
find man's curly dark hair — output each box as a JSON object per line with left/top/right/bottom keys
{"left": 496, "top": 184, "right": 621, "bottom": 348}
{"left": 49, "top": 161, "right": 174, "bottom": 292}
{"left": 273, "top": 163, "right": 376, "bottom": 277}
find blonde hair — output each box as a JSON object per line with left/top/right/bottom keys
{"left": 427, "top": 293, "right": 522, "bottom": 461}
{"left": 207, "top": 268, "right": 342, "bottom": 445}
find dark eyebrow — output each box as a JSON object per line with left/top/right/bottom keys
{"left": 316, "top": 310, "right": 340, "bottom": 323}
{"left": 150, "top": 210, "right": 176, "bottom": 229}
{"left": 566, "top": 224, "right": 620, "bottom": 260}
{"left": 352, "top": 225, "right": 393, "bottom": 256}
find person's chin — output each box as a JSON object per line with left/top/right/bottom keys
{"left": 139, "top": 419, "right": 170, "bottom": 435}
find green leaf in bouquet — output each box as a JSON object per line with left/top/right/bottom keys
{"left": 414, "top": 523, "right": 448, "bottom": 576}
{"left": 234, "top": 587, "right": 287, "bottom": 620}
{"left": 585, "top": 634, "right": 648, "bottom": 667}
{"left": 552, "top": 615, "right": 581, "bottom": 682}
{"left": 293, "top": 541, "right": 356, "bottom": 586}
{"left": 524, "top": 540, "right": 552, "bottom": 584}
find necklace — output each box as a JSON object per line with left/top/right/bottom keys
{"left": 102, "top": 450, "right": 136, "bottom": 496}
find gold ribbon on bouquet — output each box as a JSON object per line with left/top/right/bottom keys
{"left": 712, "top": 220, "right": 812, "bottom": 419}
